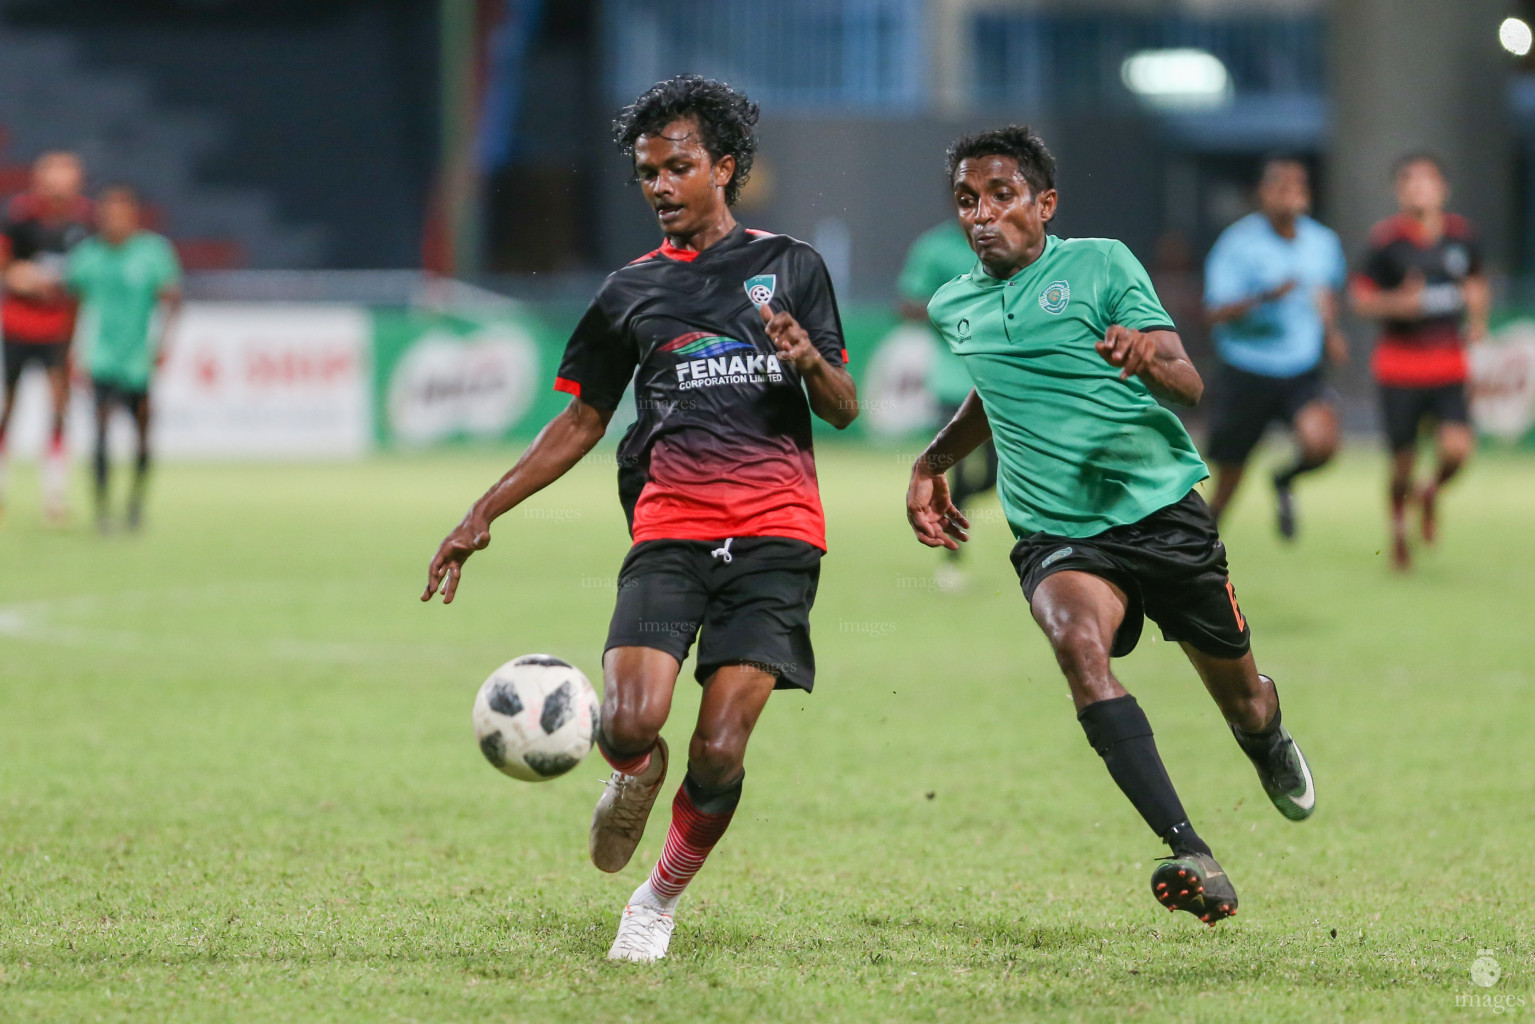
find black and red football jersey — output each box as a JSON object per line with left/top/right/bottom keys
{"left": 1353, "top": 213, "right": 1481, "bottom": 387}
{"left": 555, "top": 224, "right": 848, "bottom": 550}
{"left": 1, "top": 192, "right": 92, "bottom": 344}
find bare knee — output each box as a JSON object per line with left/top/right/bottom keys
{"left": 1295, "top": 404, "right": 1339, "bottom": 465}
{"left": 1300, "top": 430, "right": 1338, "bottom": 466}
{"left": 600, "top": 686, "right": 666, "bottom": 754}
{"left": 1039, "top": 612, "right": 1117, "bottom": 701}
{"left": 687, "top": 728, "right": 747, "bottom": 790}
{"left": 1439, "top": 426, "right": 1473, "bottom": 471}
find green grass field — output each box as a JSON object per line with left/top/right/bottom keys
{"left": 2, "top": 443, "right": 1531, "bottom": 1023}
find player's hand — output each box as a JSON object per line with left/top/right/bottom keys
{"left": 1261, "top": 279, "right": 1299, "bottom": 303}
{"left": 906, "top": 460, "right": 969, "bottom": 550}
{"left": 422, "top": 512, "right": 492, "bottom": 604}
{"left": 3, "top": 260, "right": 53, "bottom": 298}
{"left": 759, "top": 302, "right": 821, "bottom": 373}
{"left": 1392, "top": 270, "right": 1427, "bottom": 315}
{"left": 1096, "top": 324, "right": 1157, "bottom": 382}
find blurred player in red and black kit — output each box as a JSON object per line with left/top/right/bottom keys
{"left": 0, "top": 151, "right": 92, "bottom": 521}
{"left": 422, "top": 76, "right": 857, "bottom": 962}
{"left": 1349, "top": 154, "right": 1489, "bottom": 570}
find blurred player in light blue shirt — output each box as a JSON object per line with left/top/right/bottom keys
{"left": 1202, "top": 156, "right": 1349, "bottom": 538}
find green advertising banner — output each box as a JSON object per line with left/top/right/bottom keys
{"left": 371, "top": 304, "right": 954, "bottom": 448}
{"left": 370, "top": 305, "right": 577, "bottom": 448}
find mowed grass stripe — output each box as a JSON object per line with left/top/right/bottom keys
{"left": 1, "top": 445, "right": 1531, "bottom": 1022}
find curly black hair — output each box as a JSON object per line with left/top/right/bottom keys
{"left": 946, "top": 124, "right": 1056, "bottom": 198}
{"left": 613, "top": 74, "right": 760, "bottom": 206}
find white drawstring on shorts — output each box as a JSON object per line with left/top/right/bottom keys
{"left": 711, "top": 537, "right": 734, "bottom": 564}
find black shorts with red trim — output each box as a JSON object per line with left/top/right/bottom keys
{"left": 3, "top": 339, "right": 67, "bottom": 390}
{"left": 1380, "top": 382, "right": 1469, "bottom": 452}
{"left": 1010, "top": 489, "right": 1251, "bottom": 660}
{"left": 604, "top": 537, "right": 822, "bottom": 692}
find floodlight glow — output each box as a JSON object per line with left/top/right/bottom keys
{"left": 1120, "top": 49, "right": 1232, "bottom": 108}
{"left": 1501, "top": 17, "right": 1532, "bottom": 57}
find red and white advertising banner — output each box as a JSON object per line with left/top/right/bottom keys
{"left": 6, "top": 303, "right": 371, "bottom": 460}
{"left": 1471, "top": 322, "right": 1535, "bottom": 442}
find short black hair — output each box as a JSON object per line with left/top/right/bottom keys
{"left": 1258, "top": 151, "right": 1308, "bottom": 183}
{"left": 99, "top": 183, "right": 140, "bottom": 205}
{"left": 946, "top": 124, "right": 1056, "bottom": 197}
{"left": 613, "top": 74, "right": 760, "bottom": 206}
{"left": 1392, "top": 150, "right": 1446, "bottom": 179}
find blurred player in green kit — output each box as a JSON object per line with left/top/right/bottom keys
{"left": 67, "top": 186, "right": 182, "bottom": 532}
{"left": 897, "top": 219, "right": 996, "bottom": 590}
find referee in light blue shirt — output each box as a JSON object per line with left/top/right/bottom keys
{"left": 1203, "top": 155, "right": 1349, "bottom": 539}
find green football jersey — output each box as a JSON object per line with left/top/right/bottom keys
{"left": 67, "top": 231, "right": 182, "bottom": 390}
{"left": 897, "top": 220, "right": 977, "bottom": 405}
{"left": 927, "top": 234, "right": 1208, "bottom": 538}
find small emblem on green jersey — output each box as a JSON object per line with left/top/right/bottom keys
{"left": 957, "top": 317, "right": 971, "bottom": 339}
{"left": 1039, "top": 280, "right": 1071, "bottom": 314}
{"left": 744, "top": 274, "right": 777, "bottom": 306}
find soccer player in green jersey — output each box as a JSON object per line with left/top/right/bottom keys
{"left": 66, "top": 186, "right": 182, "bottom": 532}
{"left": 906, "top": 125, "right": 1316, "bottom": 926}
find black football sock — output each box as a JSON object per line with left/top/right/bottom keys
{"left": 92, "top": 429, "right": 109, "bottom": 514}
{"left": 1273, "top": 455, "right": 1325, "bottom": 490}
{"left": 1232, "top": 703, "right": 1284, "bottom": 759}
{"left": 1078, "top": 694, "right": 1212, "bottom": 857}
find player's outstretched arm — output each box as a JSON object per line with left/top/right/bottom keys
{"left": 1096, "top": 325, "right": 1204, "bottom": 406}
{"left": 906, "top": 390, "right": 989, "bottom": 549}
{"left": 422, "top": 397, "right": 613, "bottom": 604}
{"left": 1205, "top": 279, "right": 1297, "bottom": 326}
{"left": 1349, "top": 270, "right": 1427, "bottom": 320}
{"left": 758, "top": 303, "right": 858, "bottom": 429}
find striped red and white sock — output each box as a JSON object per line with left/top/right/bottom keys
{"left": 646, "top": 776, "right": 739, "bottom": 907}
{"left": 596, "top": 728, "right": 654, "bottom": 777}
{"left": 600, "top": 743, "right": 652, "bottom": 778}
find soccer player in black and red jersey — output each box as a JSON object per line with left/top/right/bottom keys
{"left": 1348, "top": 154, "right": 1489, "bottom": 570}
{"left": 0, "top": 151, "right": 92, "bottom": 521}
{"left": 421, "top": 76, "right": 857, "bottom": 962}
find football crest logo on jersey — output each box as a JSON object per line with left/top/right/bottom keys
{"left": 744, "top": 274, "right": 777, "bottom": 306}
{"left": 1039, "top": 280, "right": 1071, "bottom": 314}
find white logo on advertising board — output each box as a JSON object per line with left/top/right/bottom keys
{"left": 1470, "top": 323, "right": 1535, "bottom": 441}
{"left": 861, "top": 323, "right": 939, "bottom": 438}
{"left": 387, "top": 324, "right": 539, "bottom": 445}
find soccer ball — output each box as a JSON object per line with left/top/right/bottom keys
{"left": 472, "top": 654, "right": 600, "bottom": 782}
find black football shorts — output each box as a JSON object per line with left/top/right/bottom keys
{"left": 1205, "top": 361, "right": 1331, "bottom": 465}
{"left": 1380, "top": 382, "right": 1469, "bottom": 452}
{"left": 3, "top": 340, "right": 68, "bottom": 391}
{"left": 605, "top": 537, "right": 822, "bottom": 691}
{"left": 1010, "top": 489, "right": 1251, "bottom": 660}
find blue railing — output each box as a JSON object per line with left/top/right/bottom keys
{"left": 601, "top": 2, "right": 1325, "bottom": 114}
{"left": 602, "top": 0, "right": 926, "bottom": 111}
{"left": 972, "top": 12, "right": 1326, "bottom": 111}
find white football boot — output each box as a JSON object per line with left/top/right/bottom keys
{"left": 607, "top": 881, "right": 676, "bottom": 963}
{"left": 589, "top": 736, "right": 668, "bottom": 872}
